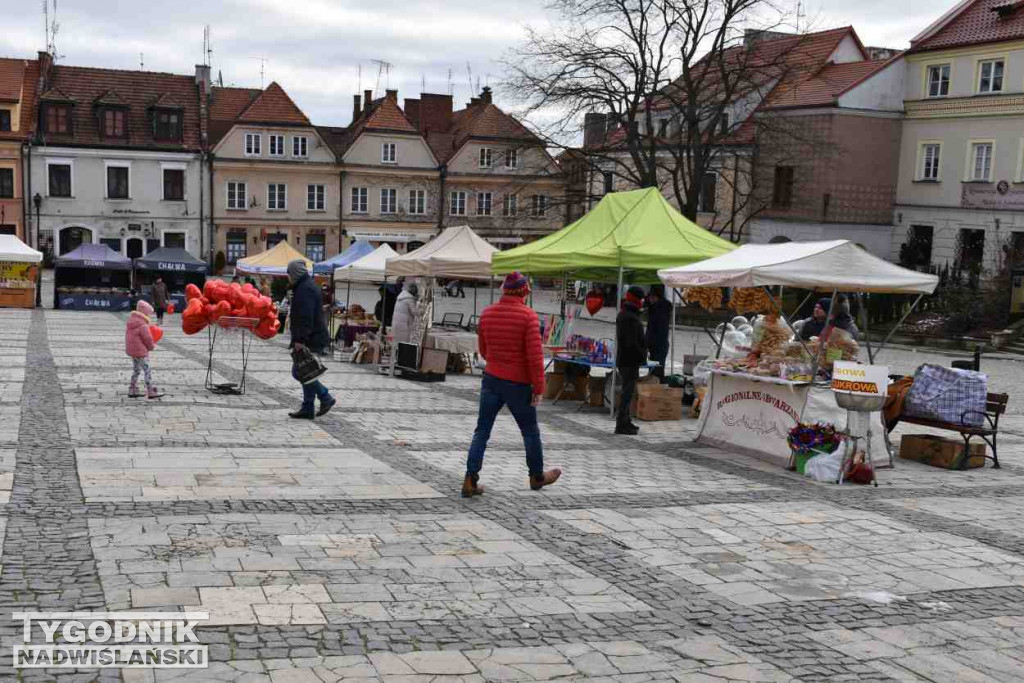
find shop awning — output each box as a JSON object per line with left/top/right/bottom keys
{"left": 491, "top": 187, "right": 736, "bottom": 283}
{"left": 133, "top": 247, "right": 208, "bottom": 274}
{"left": 334, "top": 244, "right": 400, "bottom": 282}
{"left": 56, "top": 243, "right": 132, "bottom": 271}
{"left": 0, "top": 235, "right": 43, "bottom": 263}
{"left": 658, "top": 240, "right": 939, "bottom": 294}
{"left": 347, "top": 231, "right": 430, "bottom": 244}
{"left": 313, "top": 240, "right": 374, "bottom": 275}
{"left": 386, "top": 225, "right": 497, "bottom": 280}
{"left": 235, "top": 241, "right": 312, "bottom": 276}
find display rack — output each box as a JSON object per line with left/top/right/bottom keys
{"left": 206, "top": 316, "right": 260, "bottom": 395}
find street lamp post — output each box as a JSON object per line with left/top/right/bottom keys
{"left": 32, "top": 193, "right": 42, "bottom": 307}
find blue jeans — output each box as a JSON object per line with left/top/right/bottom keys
{"left": 466, "top": 374, "right": 544, "bottom": 478}
{"left": 292, "top": 365, "right": 332, "bottom": 414}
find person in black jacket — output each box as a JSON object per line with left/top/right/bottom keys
{"left": 286, "top": 260, "right": 335, "bottom": 419}
{"left": 615, "top": 286, "right": 647, "bottom": 435}
{"left": 645, "top": 284, "right": 672, "bottom": 379}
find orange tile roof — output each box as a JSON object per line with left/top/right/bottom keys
{"left": 237, "top": 81, "right": 310, "bottom": 126}
{"left": 35, "top": 64, "right": 203, "bottom": 151}
{"left": 0, "top": 57, "right": 37, "bottom": 142}
{"left": 0, "top": 58, "right": 26, "bottom": 103}
{"left": 427, "top": 101, "right": 541, "bottom": 162}
{"left": 326, "top": 94, "right": 419, "bottom": 157}
{"left": 763, "top": 59, "right": 889, "bottom": 109}
{"left": 210, "top": 86, "right": 260, "bottom": 121}
{"left": 911, "top": 0, "right": 1024, "bottom": 52}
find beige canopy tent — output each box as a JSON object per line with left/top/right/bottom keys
{"left": 235, "top": 241, "right": 312, "bottom": 277}
{"left": 385, "top": 225, "right": 497, "bottom": 280}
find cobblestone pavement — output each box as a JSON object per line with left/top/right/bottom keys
{"left": 7, "top": 309, "right": 1024, "bottom": 681}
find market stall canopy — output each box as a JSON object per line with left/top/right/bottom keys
{"left": 491, "top": 187, "right": 736, "bottom": 283}
{"left": 55, "top": 243, "right": 132, "bottom": 270}
{"left": 133, "top": 247, "right": 208, "bottom": 274}
{"left": 235, "top": 241, "right": 312, "bottom": 276}
{"left": 658, "top": 240, "right": 939, "bottom": 294}
{"left": 313, "top": 240, "right": 374, "bottom": 275}
{"left": 386, "top": 225, "right": 497, "bottom": 280}
{"left": 335, "top": 244, "right": 400, "bottom": 282}
{"left": 0, "top": 235, "right": 43, "bottom": 263}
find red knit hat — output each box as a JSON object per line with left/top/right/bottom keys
{"left": 502, "top": 271, "right": 530, "bottom": 297}
{"left": 624, "top": 286, "right": 645, "bottom": 308}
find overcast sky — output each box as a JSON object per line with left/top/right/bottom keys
{"left": 1, "top": 0, "right": 948, "bottom": 127}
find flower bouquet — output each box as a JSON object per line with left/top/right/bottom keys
{"left": 787, "top": 422, "right": 843, "bottom": 474}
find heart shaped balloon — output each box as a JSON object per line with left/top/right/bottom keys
{"left": 149, "top": 325, "right": 164, "bottom": 343}
{"left": 585, "top": 291, "right": 604, "bottom": 316}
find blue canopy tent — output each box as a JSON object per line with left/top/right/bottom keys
{"left": 313, "top": 240, "right": 374, "bottom": 275}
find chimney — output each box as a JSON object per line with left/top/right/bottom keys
{"left": 479, "top": 86, "right": 492, "bottom": 104}
{"left": 385, "top": 89, "right": 398, "bottom": 101}
{"left": 194, "top": 64, "right": 211, "bottom": 95}
{"left": 352, "top": 94, "right": 362, "bottom": 121}
{"left": 418, "top": 92, "right": 453, "bottom": 133}
{"left": 404, "top": 98, "right": 421, "bottom": 128}
{"left": 583, "top": 112, "right": 608, "bottom": 149}
{"left": 37, "top": 51, "right": 53, "bottom": 92}
{"left": 363, "top": 89, "right": 373, "bottom": 110}
{"left": 469, "top": 97, "right": 480, "bottom": 106}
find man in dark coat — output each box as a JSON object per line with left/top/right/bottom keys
{"left": 615, "top": 286, "right": 647, "bottom": 435}
{"left": 151, "top": 277, "right": 169, "bottom": 325}
{"left": 286, "top": 259, "right": 335, "bottom": 419}
{"left": 645, "top": 284, "right": 672, "bottom": 379}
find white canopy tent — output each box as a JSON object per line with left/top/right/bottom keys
{"left": 385, "top": 225, "right": 497, "bottom": 280}
{"left": 0, "top": 234, "right": 43, "bottom": 263}
{"left": 658, "top": 240, "right": 939, "bottom": 294}
{"left": 334, "top": 244, "right": 400, "bottom": 283}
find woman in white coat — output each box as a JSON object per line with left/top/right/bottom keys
{"left": 391, "top": 282, "right": 419, "bottom": 345}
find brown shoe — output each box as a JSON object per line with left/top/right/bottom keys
{"left": 529, "top": 468, "right": 562, "bottom": 491}
{"left": 461, "top": 474, "right": 484, "bottom": 498}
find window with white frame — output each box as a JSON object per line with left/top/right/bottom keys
{"left": 479, "top": 148, "right": 493, "bottom": 168}
{"left": 105, "top": 162, "right": 130, "bottom": 199}
{"left": 978, "top": 59, "right": 1004, "bottom": 94}
{"left": 267, "top": 183, "right": 287, "bottom": 210}
{"left": 226, "top": 233, "right": 247, "bottom": 264}
{"left": 971, "top": 142, "right": 994, "bottom": 181}
{"left": 269, "top": 134, "right": 285, "bottom": 157}
{"left": 351, "top": 187, "right": 368, "bottom": 213}
{"left": 927, "top": 64, "right": 950, "bottom": 98}
{"left": 227, "top": 181, "right": 247, "bottom": 209}
{"left": 920, "top": 143, "right": 941, "bottom": 181}
{"left": 505, "top": 148, "right": 519, "bottom": 169}
{"left": 163, "top": 232, "right": 186, "bottom": 250}
{"left": 305, "top": 234, "right": 325, "bottom": 262}
{"left": 307, "top": 184, "right": 325, "bottom": 211}
{"left": 408, "top": 189, "right": 426, "bottom": 215}
{"left": 530, "top": 194, "right": 548, "bottom": 217}
{"left": 244, "top": 132, "right": 261, "bottom": 156}
{"left": 476, "top": 192, "right": 492, "bottom": 216}
{"left": 502, "top": 194, "right": 517, "bottom": 217}
{"left": 450, "top": 191, "right": 467, "bottom": 216}
{"left": 381, "top": 142, "right": 396, "bottom": 164}
{"left": 47, "top": 159, "right": 73, "bottom": 198}
{"left": 292, "top": 135, "right": 308, "bottom": 157}
{"left": 380, "top": 188, "right": 397, "bottom": 214}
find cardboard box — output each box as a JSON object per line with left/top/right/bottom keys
{"left": 544, "top": 372, "right": 564, "bottom": 399}
{"left": 899, "top": 434, "right": 986, "bottom": 469}
{"left": 544, "top": 372, "right": 587, "bottom": 400}
{"left": 635, "top": 387, "right": 684, "bottom": 421}
{"left": 588, "top": 376, "right": 605, "bottom": 407}
{"left": 419, "top": 348, "right": 449, "bottom": 374}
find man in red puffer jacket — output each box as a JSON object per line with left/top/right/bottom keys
{"left": 462, "top": 271, "right": 561, "bottom": 497}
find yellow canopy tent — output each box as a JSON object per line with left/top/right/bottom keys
{"left": 235, "top": 241, "right": 312, "bottom": 276}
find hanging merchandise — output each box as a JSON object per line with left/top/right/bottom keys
{"left": 585, "top": 289, "right": 604, "bottom": 316}
{"left": 729, "top": 287, "right": 775, "bottom": 314}
{"left": 682, "top": 287, "right": 723, "bottom": 312}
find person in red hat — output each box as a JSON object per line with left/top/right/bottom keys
{"left": 615, "top": 285, "right": 648, "bottom": 434}
{"left": 462, "top": 271, "right": 561, "bottom": 497}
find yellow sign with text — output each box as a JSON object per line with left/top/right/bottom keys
{"left": 831, "top": 361, "right": 889, "bottom": 397}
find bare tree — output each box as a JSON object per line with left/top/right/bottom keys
{"left": 505, "top": 0, "right": 822, "bottom": 239}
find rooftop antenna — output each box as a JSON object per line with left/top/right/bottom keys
{"left": 42, "top": 0, "right": 62, "bottom": 59}
{"left": 465, "top": 62, "right": 473, "bottom": 99}
{"left": 217, "top": 69, "right": 223, "bottom": 87}
{"left": 421, "top": 73, "right": 425, "bottom": 94}
{"left": 796, "top": 0, "right": 806, "bottom": 32}
{"left": 357, "top": 64, "right": 361, "bottom": 93}
{"left": 447, "top": 68, "right": 453, "bottom": 96}
{"left": 139, "top": 52, "right": 144, "bottom": 70}
{"left": 203, "top": 25, "right": 213, "bottom": 67}
{"left": 251, "top": 57, "right": 267, "bottom": 88}
{"left": 372, "top": 59, "right": 393, "bottom": 95}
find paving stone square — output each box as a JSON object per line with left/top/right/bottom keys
{"left": 549, "top": 501, "right": 1024, "bottom": 605}
{"left": 338, "top": 410, "right": 603, "bottom": 446}
{"left": 89, "top": 513, "right": 650, "bottom": 624}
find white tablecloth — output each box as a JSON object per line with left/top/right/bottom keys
{"left": 696, "top": 371, "right": 887, "bottom": 467}
{"left": 425, "top": 330, "right": 478, "bottom": 354}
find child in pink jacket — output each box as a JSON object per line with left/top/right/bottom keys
{"left": 125, "top": 300, "right": 164, "bottom": 398}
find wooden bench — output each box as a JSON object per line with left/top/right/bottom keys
{"left": 898, "top": 392, "right": 1009, "bottom": 469}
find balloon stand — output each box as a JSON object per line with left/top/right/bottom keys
{"left": 206, "top": 317, "right": 259, "bottom": 395}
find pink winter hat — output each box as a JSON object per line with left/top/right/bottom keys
{"left": 136, "top": 300, "right": 154, "bottom": 316}
{"left": 502, "top": 271, "right": 530, "bottom": 297}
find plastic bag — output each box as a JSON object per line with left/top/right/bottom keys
{"left": 804, "top": 443, "right": 847, "bottom": 483}
{"left": 721, "top": 330, "right": 750, "bottom": 358}
{"left": 692, "top": 359, "right": 715, "bottom": 387}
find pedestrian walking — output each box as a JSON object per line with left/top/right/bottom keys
{"left": 462, "top": 271, "right": 561, "bottom": 497}
{"left": 125, "top": 300, "right": 164, "bottom": 399}
{"left": 455, "top": 279, "right": 466, "bottom": 298}
{"left": 645, "top": 284, "right": 672, "bottom": 379}
{"left": 286, "top": 259, "right": 335, "bottom": 419}
{"left": 151, "top": 276, "right": 169, "bottom": 325}
{"left": 391, "top": 282, "right": 419, "bottom": 345}
{"left": 615, "top": 285, "right": 647, "bottom": 435}
{"left": 278, "top": 292, "right": 291, "bottom": 332}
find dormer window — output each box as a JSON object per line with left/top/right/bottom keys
{"left": 44, "top": 104, "right": 72, "bottom": 134}
{"left": 101, "top": 108, "right": 127, "bottom": 139}
{"left": 0, "top": 110, "right": 10, "bottom": 132}
{"left": 153, "top": 109, "right": 182, "bottom": 141}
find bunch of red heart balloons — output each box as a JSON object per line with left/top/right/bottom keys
{"left": 181, "top": 281, "right": 281, "bottom": 339}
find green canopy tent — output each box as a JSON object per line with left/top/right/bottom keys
{"left": 492, "top": 187, "right": 737, "bottom": 416}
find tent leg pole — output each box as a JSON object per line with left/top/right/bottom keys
{"left": 858, "top": 292, "right": 875, "bottom": 365}
{"left": 670, "top": 288, "right": 677, "bottom": 377}
{"left": 811, "top": 289, "right": 839, "bottom": 379}
{"left": 473, "top": 282, "right": 477, "bottom": 319}
{"left": 490, "top": 278, "right": 495, "bottom": 304}
{"left": 611, "top": 266, "right": 623, "bottom": 418}
{"left": 346, "top": 281, "right": 351, "bottom": 309}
